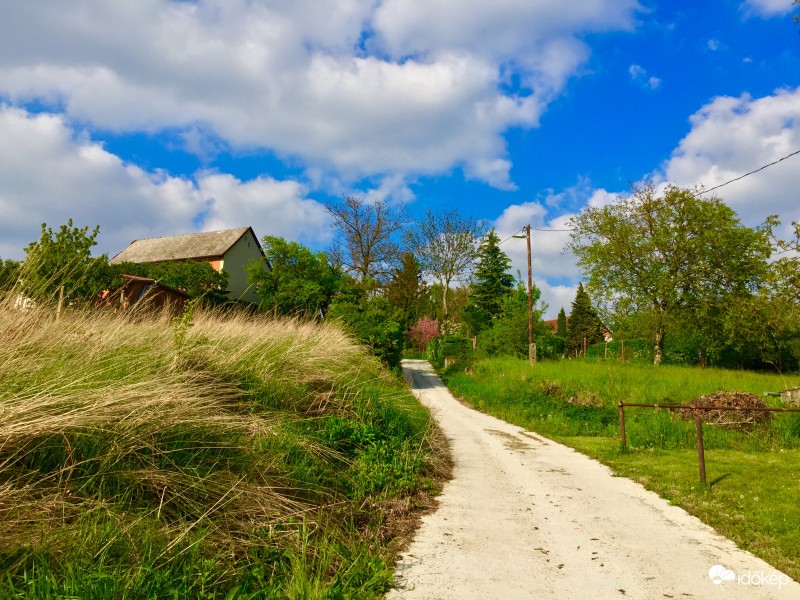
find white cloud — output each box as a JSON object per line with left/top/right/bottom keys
{"left": 0, "top": 0, "right": 641, "bottom": 189}
{"left": 741, "top": 0, "right": 795, "bottom": 18}
{"left": 629, "top": 63, "right": 661, "bottom": 90}
{"left": 0, "top": 106, "right": 329, "bottom": 259}
{"left": 661, "top": 87, "right": 800, "bottom": 230}
{"left": 707, "top": 38, "right": 721, "bottom": 51}
{"left": 493, "top": 201, "right": 580, "bottom": 319}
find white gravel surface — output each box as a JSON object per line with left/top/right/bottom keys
{"left": 388, "top": 359, "right": 799, "bottom": 600}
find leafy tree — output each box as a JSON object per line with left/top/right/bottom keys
{"left": 469, "top": 229, "right": 515, "bottom": 323}
{"left": 22, "top": 220, "right": 110, "bottom": 300}
{"left": 567, "top": 182, "right": 771, "bottom": 365}
{"left": 478, "top": 281, "right": 543, "bottom": 357}
{"left": 246, "top": 236, "right": 341, "bottom": 317}
{"left": 566, "top": 283, "right": 604, "bottom": 355}
{"left": 327, "top": 281, "right": 405, "bottom": 369}
{"left": 325, "top": 196, "right": 405, "bottom": 289}
{"left": 384, "top": 252, "right": 429, "bottom": 329}
{"left": 0, "top": 259, "right": 21, "bottom": 291}
{"left": 407, "top": 208, "right": 485, "bottom": 327}
{"left": 116, "top": 260, "right": 230, "bottom": 303}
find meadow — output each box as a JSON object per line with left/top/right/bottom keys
{"left": 442, "top": 356, "right": 800, "bottom": 580}
{"left": 0, "top": 299, "right": 443, "bottom": 598}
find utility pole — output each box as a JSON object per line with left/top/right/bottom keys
{"left": 514, "top": 224, "right": 536, "bottom": 364}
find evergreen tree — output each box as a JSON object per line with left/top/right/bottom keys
{"left": 567, "top": 283, "right": 604, "bottom": 354}
{"left": 470, "top": 229, "right": 515, "bottom": 320}
{"left": 384, "top": 252, "right": 428, "bottom": 329}
{"left": 556, "top": 307, "right": 567, "bottom": 338}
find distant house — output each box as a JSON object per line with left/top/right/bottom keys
{"left": 110, "top": 227, "right": 265, "bottom": 303}
{"left": 543, "top": 315, "right": 613, "bottom": 342}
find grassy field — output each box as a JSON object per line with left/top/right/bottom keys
{"left": 0, "top": 299, "right": 444, "bottom": 598}
{"left": 442, "top": 356, "right": 800, "bottom": 580}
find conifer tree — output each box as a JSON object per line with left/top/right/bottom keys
{"left": 470, "top": 229, "right": 514, "bottom": 319}
{"left": 556, "top": 307, "right": 567, "bottom": 338}
{"left": 566, "top": 283, "right": 604, "bottom": 354}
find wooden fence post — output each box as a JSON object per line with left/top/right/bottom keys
{"left": 618, "top": 402, "right": 627, "bottom": 451}
{"left": 695, "top": 415, "right": 707, "bottom": 484}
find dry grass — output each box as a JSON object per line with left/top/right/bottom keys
{"left": 0, "top": 294, "right": 435, "bottom": 596}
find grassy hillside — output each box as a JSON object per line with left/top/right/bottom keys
{"left": 0, "top": 300, "right": 442, "bottom": 598}
{"left": 443, "top": 357, "right": 800, "bottom": 580}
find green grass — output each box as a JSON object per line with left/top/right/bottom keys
{"left": 0, "top": 299, "right": 442, "bottom": 598}
{"left": 442, "top": 356, "right": 800, "bottom": 581}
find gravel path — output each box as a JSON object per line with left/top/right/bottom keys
{"left": 388, "top": 359, "right": 799, "bottom": 600}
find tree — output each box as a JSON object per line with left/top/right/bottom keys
{"left": 478, "top": 280, "right": 543, "bottom": 357}
{"left": 384, "top": 252, "right": 429, "bottom": 329}
{"left": 327, "top": 281, "right": 405, "bottom": 369}
{"left": 567, "top": 182, "right": 771, "bottom": 365}
{"left": 246, "top": 236, "right": 341, "bottom": 317}
{"left": 325, "top": 196, "right": 405, "bottom": 289}
{"left": 116, "top": 260, "right": 230, "bottom": 303}
{"left": 408, "top": 316, "right": 440, "bottom": 353}
{"left": 0, "top": 259, "right": 21, "bottom": 291}
{"left": 22, "top": 220, "right": 110, "bottom": 300}
{"left": 407, "top": 208, "right": 485, "bottom": 326}
{"left": 470, "top": 229, "right": 515, "bottom": 320}
{"left": 566, "top": 283, "right": 604, "bottom": 355}
{"left": 556, "top": 307, "right": 568, "bottom": 338}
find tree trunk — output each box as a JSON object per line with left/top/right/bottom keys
{"left": 653, "top": 327, "right": 664, "bottom": 365}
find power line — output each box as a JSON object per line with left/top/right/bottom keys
{"left": 504, "top": 150, "right": 800, "bottom": 234}
{"left": 696, "top": 148, "right": 800, "bottom": 196}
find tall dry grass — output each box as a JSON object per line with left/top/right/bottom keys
{"left": 0, "top": 293, "right": 433, "bottom": 596}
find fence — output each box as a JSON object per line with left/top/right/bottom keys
{"left": 617, "top": 402, "right": 800, "bottom": 484}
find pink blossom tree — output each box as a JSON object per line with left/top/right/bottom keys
{"left": 408, "top": 317, "right": 440, "bottom": 353}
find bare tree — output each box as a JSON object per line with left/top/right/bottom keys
{"left": 325, "top": 196, "right": 406, "bottom": 288}
{"left": 408, "top": 208, "right": 485, "bottom": 324}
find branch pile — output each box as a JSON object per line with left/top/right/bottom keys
{"left": 675, "top": 391, "right": 772, "bottom": 430}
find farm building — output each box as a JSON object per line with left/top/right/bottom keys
{"left": 110, "top": 227, "right": 265, "bottom": 303}
{"left": 98, "top": 275, "right": 190, "bottom": 313}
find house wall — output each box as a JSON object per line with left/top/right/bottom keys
{"left": 220, "top": 229, "right": 264, "bottom": 303}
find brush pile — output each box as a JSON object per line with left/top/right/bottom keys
{"left": 675, "top": 391, "right": 772, "bottom": 430}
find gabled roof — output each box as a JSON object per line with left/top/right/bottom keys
{"left": 110, "top": 227, "right": 259, "bottom": 264}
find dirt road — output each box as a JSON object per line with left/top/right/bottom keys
{"left": 388, "top": 359, "right": 799, "bottom": 599}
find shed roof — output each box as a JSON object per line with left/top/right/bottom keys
{"left": 110, "top": 227, "right": 257, "bottom": 264}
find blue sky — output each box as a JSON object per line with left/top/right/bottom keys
{"left": 1, "top": 1, "right": 799, "bottom": 317}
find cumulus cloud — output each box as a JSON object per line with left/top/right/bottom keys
{"left": 492, "top": 200, "right": 580, "bottom": 318}
{"left": 0, "top": 0, "right": 640, "bottom": 190}
{"left": 0, "top": 106, "right": 329, "bottom": 259}
{"left": 661, "top": 87, "right": 800, "bottom": 230}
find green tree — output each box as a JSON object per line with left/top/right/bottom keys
{"left": 384, "top": 252, "right": 428, "bottom": 329}
{"left": 567, "top": 182, "right": 771, "bottom": 365}
{"left": 478, "top": 281, "right": 543, "bottom": 357}
{"left": 246, "top": 236, "right": 341, "bottom": 317}
{"left": 556, "top": 307, "right": 567, "bottom": 338}
{"left": 566, "top": 283, "right": 604, "bottom": 355}
{"left": 116, "top": 260, "right": 230, "bottom": 303}
{"left": 0, "top": 258, "right": 21, "bottom": 291}
{"left": 469, "top": 229, "right": 515, "bottom": 322}
{"left": 327, "top": 281, "right": 405, "bottom": 369}
{"left": 22, "top": 220, "right": 110, "bottom": 300}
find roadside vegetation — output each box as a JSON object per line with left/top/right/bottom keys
{"left": 442, "top": 356, "right": 800, "bottom": 580}
{"left": 0, "top": 297, "right": 443, "bottom": 598}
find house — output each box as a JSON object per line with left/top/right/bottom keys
{"left": 98, "top": 275, "right": 189, "bottom": 313}
{"left": 110, "top": 227, "right": 265, "bottom": 303}
{"left": 543, "top": 315, "right": 613, "bottom": 342}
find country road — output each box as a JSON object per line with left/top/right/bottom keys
{"left": 388, "top": 359, "right": 799, "bottom": 600}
